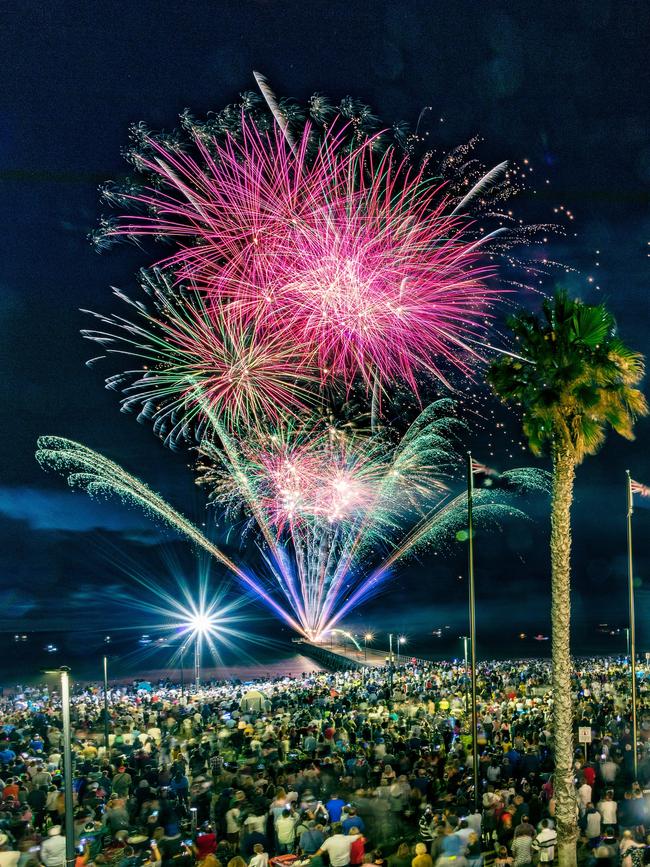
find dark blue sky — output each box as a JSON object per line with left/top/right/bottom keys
{"left": 1, "top": 0, "right": 649, "bottom": 674}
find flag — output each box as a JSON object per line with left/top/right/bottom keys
{"left": 471, "top": 458, "right": 515, "bottom": 490}
{"left": 471, "top": 459, "right": 498, "bottom": 477}
{"left": 630, "top": 479, "right": 650, "bottom": 497}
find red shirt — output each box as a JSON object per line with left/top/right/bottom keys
{"left": 350, "top": 837, "right": 366, "bottom": 866}
{"left": 195, "top": 833, "right": 217, "bottom": 859}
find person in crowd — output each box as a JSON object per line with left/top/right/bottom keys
{"left": 40, "top": 827, "right": 66, "bottom": 867}
{"left": 276, "top": 808, "right": 298, "bottom": 854}
{"left": 532, "top": 821, "right": 557, "bottom": 864}
{"left": 411, "top": 843, "right": 432, "bottom": 867}
{"left": 313, "top": 823, "right": 361, "bottom": 867}
{"left": 248, "top": 844, "right": 268, "bottom": 867}
{"left": 387, "top": 843, "right": 411, "bottom": 867}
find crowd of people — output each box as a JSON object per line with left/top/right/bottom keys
{"left": 0, "top": 657, "right": 649, "bottom": 867}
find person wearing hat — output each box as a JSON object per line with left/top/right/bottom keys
{"left": 123, "top": 834, "right": 152, "bottom": 867}
{"left": 80, "top": 821, "right": 103, "bottom": 859}
{"left": 41, "top": 826, "right": 66, "bottom": 867}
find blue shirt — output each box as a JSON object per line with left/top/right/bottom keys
{"left": 441, "top": 836, "right": 462, "bottom": 857}
{"left": 326, "top": 798, "right": 346, "bottom": 823}
{"left": 300, "top": 829, "right": 325, "bottom": 854}
{"left": 342, "top": 816, "right": 365, "bottom": 834}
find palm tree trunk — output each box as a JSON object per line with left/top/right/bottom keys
{"left": 550, "top": 447, "right": 578, "bottom": 867}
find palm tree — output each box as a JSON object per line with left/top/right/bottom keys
{"left": 488, "top": 290, "right": 647, "bottom": 867}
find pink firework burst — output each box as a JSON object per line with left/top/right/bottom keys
{"left": 103, "top": 116, "right": 503, "bottom": 392}
{"left": 255, "top": 437, "right": 378, "bottom": 530}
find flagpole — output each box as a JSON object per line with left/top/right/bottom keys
{"left": 467, "top": 452, "right": 479, "bottom": 810}
{"left": 626, "top": 470, "right": 638, "bottom": 780}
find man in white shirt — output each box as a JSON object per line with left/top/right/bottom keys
{"left": 40, "top": 826, "right": 66, "bottom": 867}
{"left": 249, "top": 843, "right": 269, "bottom": 867}
{"left": 597, "top": 791, "right": 618, "bottom": 826}
{"left": 577, "top": 780, "right": 592, "bottom": 815}
{"left": 276, "top": 809, "right": 298, "bottom": 854}
{"left": 533, "top": 820, "right": 557, "bottom": 864}
{"left": 313, "top": 825, "right": 361, "bottom": 867}
{"left": 225, "top": 805, "right": 241, "bottom": 845}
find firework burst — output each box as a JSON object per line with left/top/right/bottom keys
{"left": 96, "top": 116, "right": 505, "bottom": 395}
{"left": 195, "top": 398, "right": 465, "bottom": 636}
{"left": 83, "top": 270, "right": 319, "bottom": 440}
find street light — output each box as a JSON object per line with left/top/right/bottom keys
{"left": 398, "top": 636, "right": 406, "bottom": 665}
{"left": 186, "top": 612, "right": 213, "bottom": 687}
{"left": 626, "top": 470, "right": 639, "bottom": 779}
{"left": 364, "top": 633, "right": 374, "bottom": 661}
{"left": 44, "top": 667, "right": 75, "bottom": 867}
{"left": 466, "top": 451, "right": 479, "bottom": 811}
{"left": 102, "top": 656, "right": 110, "bottom": 752}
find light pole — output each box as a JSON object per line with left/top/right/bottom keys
{"left": 364, "top": 633, "right": 373, "bottom": 662}
{"left": 466, "top": 452, "right": 479, "bottom": 811}
{"left": 194, "top": 638, "right": 201, "bottom": 689}
{"left": 102, "top": 656, "right": 110, "bottom": 752}
{"left": 46, "top": 667, "right": 75, "bottom": 867}
{"left": 180, "top": 646, "right": 185, "bottom": 698}
{"left": 626, "top": 470, "right": 638, "bottom": 779}
{"left": 398, "top": 636, "right": 406, "bottom": 665}
{"left": 624, "top": 627, "right": 631, "bottom": 660}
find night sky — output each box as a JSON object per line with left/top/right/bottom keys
{"left": 1, "top": 0, "right": 649, "bottom": 678}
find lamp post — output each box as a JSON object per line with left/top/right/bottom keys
{"left": 626, "top": 470, "right": 638, "bottom": 780}
{"left": 45, "top": 667, "right": 75, "bottom": 867}
{"left": 398, "top": 636, "right": 406, "bottom": 665}
{"left": 194, "top": 639, "right": 201, "bottom": 689}
{"left": 180, "top": 646, "right": 185, "bottom": 698}
{"left": 102, "top": 655, "right": 109, "bottom": 752}
{"left": 364, "top": 633, "right": 373, "bottom": 662}
{"left": 466, "top": 452, "right": 479, "bottom": 811}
